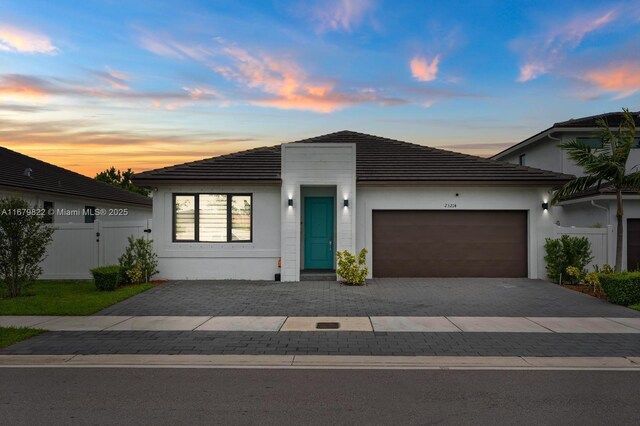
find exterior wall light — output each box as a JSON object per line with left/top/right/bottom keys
{"left": 541, "top": 202, "right": 549, "bottom": 210}
{"left": 288, "top": 198, "right": 293, "bottom": 207}
{"left": 343, "top": 199, "right": 349, "bottom": 207}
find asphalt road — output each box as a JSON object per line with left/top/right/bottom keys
{"left": 1, "top": 368, "right": 639, "bottom": 425}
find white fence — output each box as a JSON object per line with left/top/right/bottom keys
{"left": 553, "top": 225, "right": 614, "bottom": 271}
{"left": 40, "top": 219, "right": 152, "bottom": 279}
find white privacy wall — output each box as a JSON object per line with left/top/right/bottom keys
{"left": 153, "top": 184, "right": 281, "bottom": 280}
{"left": 40, "top": 220, "right": 151, "bottom": 279}
{"left": 556, "top": 197, "right": 640, "bottom": 271}
{"left": 280, "top": 143, "right": 356, "bottom": 282}
{"left": 356, "top": 186, "right": 558, "bottom": 279}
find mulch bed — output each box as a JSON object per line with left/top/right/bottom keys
{"left": 562, "top": 284, "right": 607, "bottom": 301}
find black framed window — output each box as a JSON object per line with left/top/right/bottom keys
{"left": 576, "top": 137, "right": 640, "bottom": 149}
{"left": 576, "top": 137, "right": 603, "bottom": 149}
{"left": 173, "top": 194, "right": 252, "bottom": 242}
{"left": 84, "top": 205, "right": 96, "bottom": 223}
{"left": 518, "top": 154, "right": 526, "bottom": 166}
{"left": 43, "top": 201, "right": 54, "bottom": 224}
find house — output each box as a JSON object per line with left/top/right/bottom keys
{"left": 0, "top": 146, "right": 152, "bottom": 223}
{"left": 492, "top": 111, "right": 640, "bottom": 270}
{"left": 133, "top": 131, "right": 571, "bottom": 282}
{"left": 0, "top": 146, "right": 153, "bottom": 279}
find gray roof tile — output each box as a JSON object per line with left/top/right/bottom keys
{"left": 0, "top": 146, "right": 152, "bottom": 207}
{"left": 133, "top": 130, "right": 573, "bottom": 185}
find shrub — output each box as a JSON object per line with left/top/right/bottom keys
{"left": 336, "top": 249, "right": 368, "bottom": 286}
{"left": 544, "top": 235, "right": 593, "bottom": 283}
{"left": 600, "top": 272, "right": 640, "bottom": 305}
{"left": 601, "top": 264, "right": 614, "bottom": 274}
{"left": 583, "top": 271, "right": 601, "bottom": 293}
{"left": 0, "top": 196, "right": 55, "bottom": 298}
{"left": 118, "top": 236, "right": 158, "bottom": 284}
{"left": 91, "top": 265, "right": 122, "bottom": 291}
{"left": 565, "top": 266, "right": 582, "bottom": 284}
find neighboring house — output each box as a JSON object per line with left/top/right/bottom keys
{"left": 0, "top": 146, "right": 152, "bottom": 223}
{"left": 133, "top": 131, "right": 571, "bottom": 282}
{"left": 0, "top": 146, "right": 153, "bottom": 279}
{"left": 492, "top": 111, "right": 640, "bottom": 270}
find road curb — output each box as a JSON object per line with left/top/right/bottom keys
{"left": 1, "top": 354, "right": 640, "bottom": 370}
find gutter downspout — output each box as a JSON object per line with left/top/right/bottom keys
{"left": 548, "top": 132, "right": 564, "bottom": 172}
{"left": 591, "top": 200, "right": 610, "bottom": 226}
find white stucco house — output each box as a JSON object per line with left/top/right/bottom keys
{"left": 133, "top": 131, "right": 572, "bottom": 282}
{"left": 492, "top": 111, "right": 640, "bottom": 271}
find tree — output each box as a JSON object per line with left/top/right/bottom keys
{"left": 551, "top": 108, "right": 640, "bottom": 272}
{"left": 0, "top": 197, "right": 55, "bottom": 297}
{"left": 95, "top": 167, "right": 150, "bottom": 196}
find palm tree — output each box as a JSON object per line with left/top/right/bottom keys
{"left": 551, "top": 108, "right": 640, "bottom": 272}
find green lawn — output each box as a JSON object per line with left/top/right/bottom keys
{"left": 629, "top": 304, "right": 640, "bottom": 311}
{"left": 0, "top": 280, "right": 153, "bottom": 315}
{"left": 0, "top": 327, "right": 45, "bottom": 348}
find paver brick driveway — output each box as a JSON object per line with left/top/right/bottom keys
{"left": 98, "top": 278, "right": 640, "bottom": 317}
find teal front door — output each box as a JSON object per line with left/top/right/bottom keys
{"left": 304, "top": 197, "right": 334, "bottom": 270}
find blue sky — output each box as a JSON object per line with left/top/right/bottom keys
{"left": 1, "top": 0, "right": 639, "bottom": 175}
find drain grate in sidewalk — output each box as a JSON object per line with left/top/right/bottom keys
{"left": 316, "top": 322, "right": 340, "bottom": 330}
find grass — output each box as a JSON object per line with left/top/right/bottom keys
{"left": 0, "top": 280, "right": 154, "bottom": 315}
{"left": 0, "top": 327, "right": 45, "bottom": 349}
{"left": 629, "top": 304, "right": 640, "bottom": 311}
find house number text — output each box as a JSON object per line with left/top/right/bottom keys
{"left": 444, "top": 203, "right": 457, "bottom": 208}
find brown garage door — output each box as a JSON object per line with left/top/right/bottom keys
{"left": 628, "top": 219, "right": 640, "bottom": 271}
{"left": 372, "top": 210, "right": 528, "bottom": 277}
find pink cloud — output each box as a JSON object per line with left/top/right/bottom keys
{"left": 517, "top": 63, "right": 547, "bottom": 83}
{"left": 514, "top": 9, "right": 617, "bottom": 82}
{"left": 137, "top": 29, "right": 212, "bottom": 61}
{"left": 211, "top": 41, "right": 403, "bottom": 112}
{"left": 581, "top": 62, "right": 640, "bottom": 98}
{"left": 0, "top": 73, "right": 221, "bottom": 110}
{"left": 0, "top": 74, "right": 51, "bottom": 101}
{"left": 310, "top": 0, "right": 376, "bottom": 32}
{"left": 93, "top": 67, "right": 130, "bottom": 91}
{"left": 410, "top": 55, "right": 440, "bottom": 82}
{"left": 138, "top": 32, "right": 409, "bottom": 112}
{"left": 0, "top": 25, "right": 57, "bottom": 54}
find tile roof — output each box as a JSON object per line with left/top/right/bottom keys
{"left": 492, "top": 111, "right": 640, "bottom": 160}
{"left": 561, "top": 182, "right": 640, "bottom": 202}
{"left": 133, "top": 130, "right": 573, "bottom": 185}
{"left": 555, "top": 111, "right": 640, "bottom": 128}
{"left": 0, "top": 146, "right": 152, "bottom": 207}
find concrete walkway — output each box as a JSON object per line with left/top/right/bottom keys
{"left": 1, "top": 354, "right": 640, "bottom": 370}
{"left": 3, "top": 315, "right": 640, "bottom": 333}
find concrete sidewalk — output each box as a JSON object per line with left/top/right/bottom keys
{"left": 3, "top": 315, "right": 640, "bottom": 333}
{"left": 1, "top": 354, "right": 640, "bottom": 370}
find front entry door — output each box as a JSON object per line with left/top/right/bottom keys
{"left": 304, "top": 197, "right": 334, "bottom": 269}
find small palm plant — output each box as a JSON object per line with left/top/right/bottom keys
{"left": 551, "top": 108, "right": 640, "bottom": 272}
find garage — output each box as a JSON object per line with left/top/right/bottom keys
{"left": 372, "top": 210, "right": 528, "bottom": 278}
{"left": 628, "top": 219, "right": 640, "bottom": 271}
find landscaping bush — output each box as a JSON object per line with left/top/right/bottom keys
{"left": 0, "top": 196, "right": 55, "bottom": 298}
{"left": 91, "top": 265, "right": 122, "bottom": 291}
{"left": 583, "top": 271, "right": 602, "bottom": 293}
{"left": 600, "top": 272, "right": 640, "bottom": 305}
{"left": 118, "top": 236, "right": 158, "bottom": 284}
{"left": 336, "top": 249, "right": 368, "bottom": 286}
{"left": 544, "top": 235, "right": 593, "bottom": 283}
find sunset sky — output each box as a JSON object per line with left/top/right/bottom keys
{"left": 1, "top": 0, "right": 640, "bottom": 176}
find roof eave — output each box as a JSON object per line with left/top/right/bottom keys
{"left": 132, "top": 178, "right": 282, "bottom": 187}
{"left": 356, "top": 179, "right": 571, "bottom": 187}
{"left": 0, "top": 183, "right": 152, "bottom": 208}
{"left": 491, "top": 126, "right": 624, "bottom": 160}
